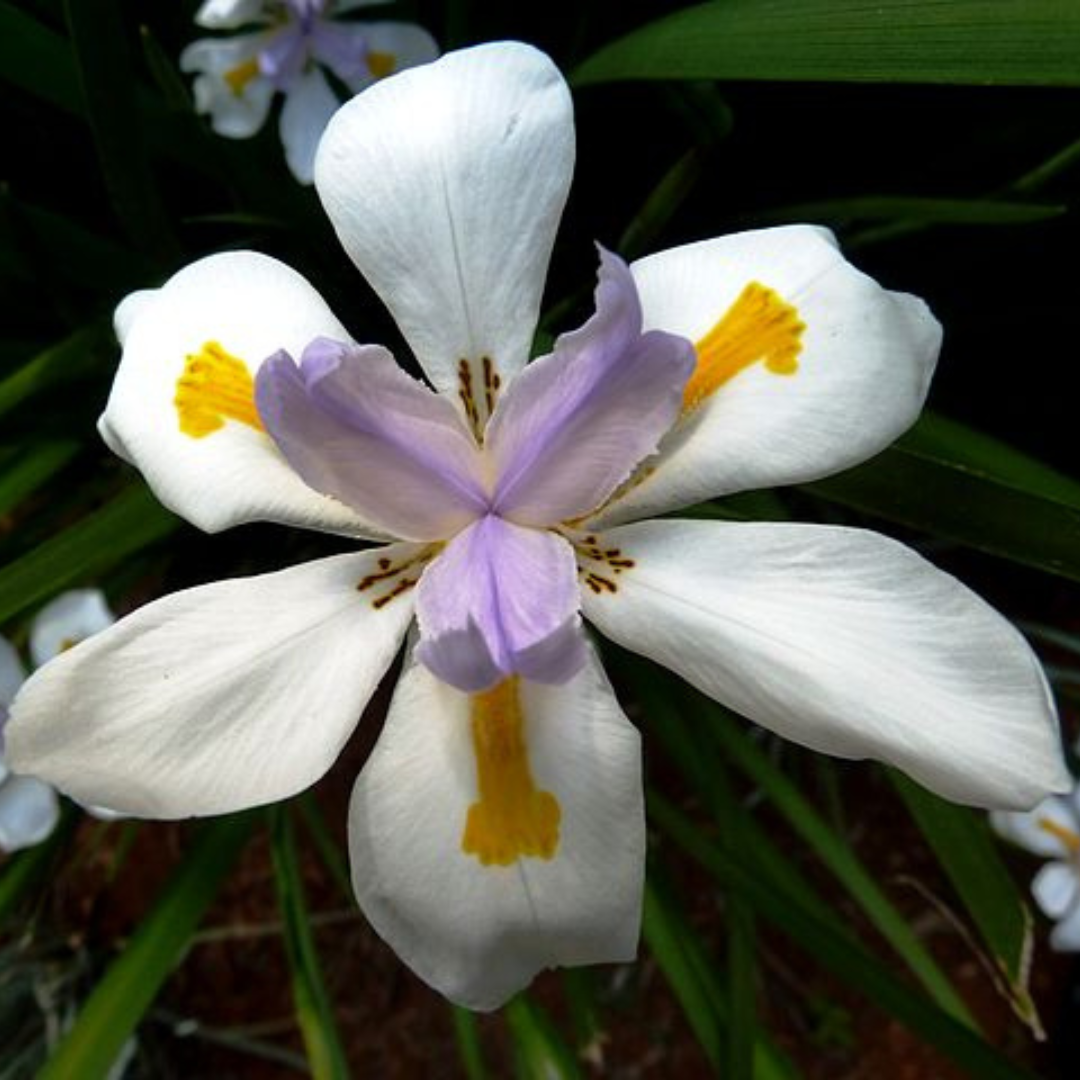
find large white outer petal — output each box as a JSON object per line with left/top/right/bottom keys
{"left": 180, "top": 34, "right": 276, "bottom": 139}
{"left": 588, "top": 226, "right": 940, "bottom": 527}
{"left": 5, "top": 549, "right": 418, "bottom": 817}
{"left": 103, "top": 251, "right": 385, "bottom": 538}
{"left": 582, "top": 519, "right": 1068, "bottom": 809}
{"left": 348, "top": 645, "right": 644, "bottom": 1010}
{"left": 315, "top": 42, "right": 574, "bottom": 414}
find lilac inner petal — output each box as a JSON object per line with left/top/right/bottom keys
{"left": 310, "top": 22, "right": 369, "bottom": 83}
{"left": 256, "top": 338, "right": 487, "bottom": 540}
{"left": 415, "top": 515, "right": 587, "bottom": 692}
{"left": 486, "top": 246, "right": 696, "bottom": 526}
{"left": 258, "top": 26, "right": 309, "bottom": 89}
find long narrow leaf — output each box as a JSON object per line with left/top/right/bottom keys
{"left": 38, "top": 812, "right": 254, "bottom": 1080}
{"left": 575, "top": 1, "right": 1080, "bottom": 88}
{"left": 270, "top": 806, "right": 350, "bottom": 1080}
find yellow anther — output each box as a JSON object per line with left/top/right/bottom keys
{"left": 682, "top": 281, "right": 805, "bottom": 415}
{"left": 462, "top": 677, "right": 561, "bottom": 867}
{"left": 1037, "top": 816, "right": 1080, "bottom": 856}
{"left": 366, "top": 51, "right": 396, "bottom": 79}
{"left": 175, "top": 341, "right": 264, "bottom": 439}
{"left": 223, "top": 57, "right": 261, "bottom": 96}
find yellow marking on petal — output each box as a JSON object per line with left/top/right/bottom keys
{"left": 682, "top": 281, "right": 805, "bottom": 415}
{"left": 366, "top": 51, "right": 396, "bottom": 79}
{"left": 462, "top": 677, "right": 561, "bottom": 867}
{"left": 175, "top": 341, "right": 264, "bottom": 439}
{"left": 224, "top": 57, "right": 261, "bottom": 96}
{"left": 1038, "top": 816, "right": 1080, "bottom": 856}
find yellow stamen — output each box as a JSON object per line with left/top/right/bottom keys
{"left": 1038, "top": 816, "right": 1080, "bottom": 856}
{"left": 682, "top": 281, "right": 805, "bottom": 415}
{"left": 461, "top": 677, "right": 561, "bottom": 867}
{"left": 175, "top": 341, "right": 264, "bottom": 438}
{"left": 223, "top": 57, "right": 261, "bottom": 96}
{"left": 366, "top": 51, "right": 396, "bottom": 79}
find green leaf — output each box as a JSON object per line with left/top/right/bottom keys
{"left": 803, "top": 437, "right": 1080, "bottom": 583}
{"left": 575, "top": 1, "right": 1080, "bottom": 88}
{"left": 0, "top": 325, "right": 109, "bottom": 419}
{"left": 38, "top": 812, "right": 254, "bottom": 1080}
{"left": 755, "top": 196, "right": 1066, "bottom": 228}
{"left": 651, "top": 794, "right": 1038, "bottom": 1080}
{"left": 642, "top": 877, "right": 723, "bottom": 1069}
{"left": 890, "top": 772, "right": 1038, "bottom": 1027}
{"left": 270, "top": 806, "right": 351, "bottom": 1080}
{"left": 505, "top": 996, "right": 583, "bottom": 1080}
{"left": 64, "top": 0, "right": 176, "bottom": 258}
{"left": 0, "top": 1, "right": 82, "bottom": 114}
{"left": 0, "top": 439, "right": 80, "bottom": 518}
{"left": 452, "top": 1007, "right": 490, "bottom": 1080}
{"left": 0, "top": 483, "right": 179, "bottom": 625}
{"left": 700, "top": 698, "right": 978, "bottom": 1029}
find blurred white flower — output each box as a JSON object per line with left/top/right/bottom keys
{"left": 180, "top": 0, "right": 438, "bottom": 183}
{"left": 991, "top": 781, "right": 1080, "bottom": 951}
{"left": 0, "top": 590, "right": 115, "bottom": 853}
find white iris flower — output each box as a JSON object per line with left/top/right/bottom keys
{"left": 0, "top": 590, "right": 115, "bottom": 853}
{"left": 180, "top": 0, "right": 437, "bottom": 183}
{"left": 5, "top": 44, "right": 1068, "bottom": 1008}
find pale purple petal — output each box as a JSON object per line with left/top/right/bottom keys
{"left": 486, "top": 247, "right": 695, "bottom": 526}
{"left": 311, "top": 22, "right": 370, "bottom": 83}
{"left": 258, "top": 25, "right": 308, "bottom": 90}
{"left": 415, "top": 515, "right": 586, "bottom": 691}
{"left": 256, "top": 338, "right": 486, "bottom": 540}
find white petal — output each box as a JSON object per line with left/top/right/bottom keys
{"left": 105, "top": 251, "right": 386, "bottom": 538}
{"left": 279, "top": 67, "right": 339, "bottom": 185}
{"left": 343, "top": 22, "right": 440, "bottom": 90}
{"left": 1049, "top": 902, "right": 1080, "bottom": 952}
{"left": 0, "top": 775, "right": 59, "bottom": 853}
{"left": 0, "top": 637, "right": 26, "bottom": 707}
{"left": 990, "top": 794, "right": 1080, "bottom": 858}
{"left": 589, "top": 226, "right": 941, "bottom": 527}
{"left": 180, "top": 35, "right": 276, "bottom": 139}
{"left": 5, "top": 549, "right": 419, "bottom": 817}
{"left": 30, "top": 589, "right": 115, "bottom": 668}
{"left": 581, "top": 519, "right": 1068, "bottom": 809}
{"left": 1032, "top": 861, "right": 1080, "bottom": 919}
{"left": 348, "top": 644, "right": 644, "bottom": 1009}
{"left": 193, "top": 0, "right": 267, "bottom": 29}
{"left": 315, "top": 42, "right": 573, "bottom": 424}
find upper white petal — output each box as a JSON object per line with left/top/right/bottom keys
{"left": 581, "top": 519, "right": 1068, "bottom": 809}
{"left": 193, "top": 0, "right": 267, "bottom": 29}
{"left": 315, "top": 42, "right": 573, "bottom": 417}
{"left": 30, "top": 589, "right": 115, "bottom": 668}
{"left": 348, "top": 644, "right": 644, "bottom": 1009}
{"left": 5, "top": 549, "right": 418, "bottom": 817}
{"left": 105, "top": 251, "right": 385, "bottom": 538}
{"left": 589, "top": 226, "right": 941, "bottom": 527}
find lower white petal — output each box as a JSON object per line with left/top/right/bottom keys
{"left": 279, "top": 68, "right": 339, "bottom": 185}
{"left": 348, "top": 644, "right": 644, "bottom": 1010}
{"left": 581, "top": 519, "right": 1068, "bottom": 810}
{"left": 0, "top": 775, "right": 59, "bottom": 853}
{"left": 990, "top": 793, "right": 1080, "bottom": 859}
{"left": 1049, "top": 903, "right": 1080, "bottom": 952}
{"left": 5, "top": 549, "right": 419, "bottom": 816}
{"left": 1032, "top": 861, "right": 1080, "bottom": 920}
